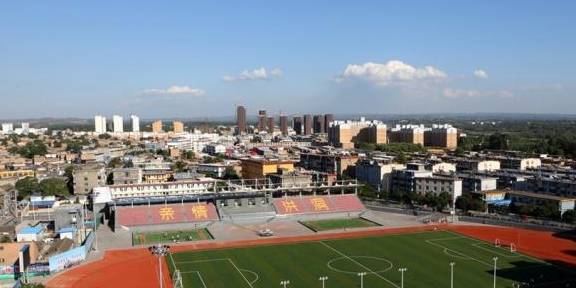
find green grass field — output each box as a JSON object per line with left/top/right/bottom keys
{"left": 132, "top": 228, "right": 213, "bottom": 246}
{"left": 167, "top": 230, "right": 576, "bottom": 288}
{"left": 300, "top": 218, "right": 380, "bottom": 232}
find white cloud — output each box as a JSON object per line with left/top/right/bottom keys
{"left": 223, "top": 67, "right": 283, "bottom": 82}
{"left": 474, "top": 69, "right": 488, "bottom": 79}
{"left": 340, "top": 60, "right": 447, "bottom": 85}
{"left": 141, "top": 85, "right": 205, "bottom": 97}
{"left": 443, "top": 88, "right": 513, "bottom": 99}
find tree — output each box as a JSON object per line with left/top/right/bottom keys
{"left": 64, "top": 166, "right": 74, "bottom": 180}
{"left": 172, "top": 161, "right": 187, "bottom": 172}
{"left": 15, "top": 177, "right": 39, "bottom": 199}
{"left": 396, "top": 152, "right": 407, "bottom": 164}
{"left": 222, "top": 167, "right": 240, "bottom": 180}
{"left": 98, "top": 133, "right": 111, "bottom": 140}
{"left": 39, "top": 178, "right": 70, "bottom": 197}
{"left": 562, "top": 210, "right": 575, "bottom": 224}
{"left": 358, "top": 183, "right": 378, "bottom": 199}
{"left": 15, "top": 140, "right": 48, "bottom": 158}
{"left": 64, "top": 138, "right": 90, "bottom": 153}
{"left": 64, "top": 165, "right": 75, "bottom": 194}
{"left": 107, "top": 157, "right": 123, "bottom": 168}
{"left": 456, "top": 193, "right": 485, "bottom": 212}
{"left": 182, "top": 150, "right": 196, "bottom": 160}
{"left": 486, "top": 133, "right": 509, "bottom": 150}
{"left": 435, "top": 192, "right": 452, "bottom": 211}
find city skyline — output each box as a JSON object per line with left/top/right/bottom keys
{"left": 1, "top": 1, "right": 575, "bottom": 118}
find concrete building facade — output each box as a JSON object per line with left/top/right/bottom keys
{"left": 236, "top": 106, "right": 247, "bottom": 135}
{"left": 152, "top": 120, "right": 163, "bottom": 133}
{"left": 73, "top": 164, "right": 106, "bottom": 195}
{"left": 94, "top": 115, "right": 106, "bottom": 134}
{"left": 113, "top": 115, "right": 124, "bottom": 133}
{"left": 131, "top": 115, "right": 140, "bottom": 132}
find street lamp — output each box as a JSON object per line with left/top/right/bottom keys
{"left": 319, "top": 276, "right": 328, "bottom": 288}
{"left": 149, "top": 245, "right": 170, "bottom": 288}
{"left": 357, "top": 272, "right": 367, "bottom": 288}
{"left": 493, "top": 257, "right": 498, "bottom": 288}
{"left": 449, "top": 262, "right": 455, "bottom": 288}
{"left": 398, "top": 268, "right": 408, "bottom": 288}
{"left": 280, "top": 280, "right": 290, "bottom": 288}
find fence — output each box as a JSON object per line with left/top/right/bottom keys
{"left": 48, "top": 231, "right": 95, "bottom": 273}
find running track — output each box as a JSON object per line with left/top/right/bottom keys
{"left": 45, "top": 225, "right": 576, "bottom": 288}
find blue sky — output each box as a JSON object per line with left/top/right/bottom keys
{"left": 1, "top": 1, "right": 575, "bottom": 119}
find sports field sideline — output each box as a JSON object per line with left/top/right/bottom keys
{"left": 166, "top": 230, "right": 576, "bottom": 288}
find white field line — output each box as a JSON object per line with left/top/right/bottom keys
{"left": 180, "top": 271, "right": 207, "bottom": 288}
{"left": 168, "top": 252, "right": 177, "bottom": 270}
{"left": 228, "top": 259, "right": 255, "bottom": 288}
{"left": 471, "top": 243, "right": 521, "bottom": 258}
{"left": 175, "top": 258, "right": 230, "bottom": 265}
{"left": 426, "top": 230, "right": 576, "bottom": 282}
{"left": 443, "top": 230, "right": 548, "bottom": 264}
{"left": 239, "top": 269, "right": 260, "bottom": 284}
{"left": 176, "top": 257, "right": 254, "bottom": 288}
{"left": 425, "top": 238, "right": 492, "bottom": 267}
{"left": 320, "top": 241, "right": 401, "bottom": 288}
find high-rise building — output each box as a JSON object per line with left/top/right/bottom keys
{"left": 21, "top": 122, "right": 30, "bottom": 130}
{"left": 258, "top": 110, "right": 267, "bottom": 132}
{"left": 236, "top": 106, "right": 247, "bottom": 135}
{"left": 1, "top": 123, "right": 13, "bottom": 133}
{"left": 293, "top": 116, "right": 303, "bottom": 135}
{"left": 152, "top": 120, "right": 163, "bottom": 133}
{"left": 279, "top": 115, "right": 288, "bottom": 136}
{"left": 303, "top": 114, "right": 313, "bottom": 135}
{"left": 94, "top": 115, "right": 106, "bottom": 134}
{"left": 113, "top": 115, "right": 124, "bottom": 133}
{"left": 173, "top": 121, "right": 184, "bottom": 133}
{"left": 324, "top": 114, "right": 334, "bottom": 131}
{"left": 267, "top": 117, "right": 275, "bottom": 133}
{"left": 131, "top": 115, "right": 140, "bottom": 132}
{"left": 313, "top": 115, "right": 325, "bottom": 133}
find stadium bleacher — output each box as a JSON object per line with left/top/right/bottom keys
{"left": 116, "top": 202, "right": 219, "bottom": 227}
{"left": 273, "top": 194, "right": 365, "bottom": 216}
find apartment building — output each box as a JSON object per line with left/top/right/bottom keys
{"left": 328, "top": 119, "right": 387, "bottom": 149}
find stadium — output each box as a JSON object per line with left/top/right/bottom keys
{"left": 46, "top": 178, "right": 576, "bottom": 288}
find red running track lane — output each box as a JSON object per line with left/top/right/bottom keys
{"left": 46, "top": 248, "right": 173, "bottom": 288}
{"left": 46, "top": 224, "right": 575, "bottom": 288}
{"left": 447, "top": 225, "right": 576, "bottom": 266}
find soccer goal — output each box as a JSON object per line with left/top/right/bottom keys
{"left": 494, "top": 239, "right": 517, "bottom": 253}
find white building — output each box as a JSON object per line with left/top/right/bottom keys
{"left": 94, "top": 115, "right": 107, "bottom": 134}
{"left": 17, "top": 226, "right": 45, "bottom": 242}
{"left": 93, "top": 180, "right": 215, "bottom": 204}
{"left": 1, "top": 123, "right": 13, "bottom": 134}
{"left": 197, "top": 163, "right": 227, "bottom": 178}
{"left": 431, "top": 162, "right": 457, "bottom": 173}
{"left": 204, "top": 144, "right": 226, "bottom": 155}
{"left": 21, "top": 122, "right": 30, "bottom": 130}
{"left": 113, "top": 115, "right": 124, "bottom": 133}
{"left": 131, "top": 115, "right": 140, "bottom": 132}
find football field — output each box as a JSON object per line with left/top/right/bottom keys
{"left": 300, "top": 218, "right": 380, "bottom": 232}
{"left": 132, "top": 228, "right": 213, "bottom": 246}
{"left": 167, "top": 230, "right": 576, "bottom": 288}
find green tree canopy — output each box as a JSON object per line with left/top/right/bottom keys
{"left": 15, "top": 177, "right": 39, "bottom": 199}
{"left": 14, "top": 140, "right": 48, "bottom": 158}
{"left": 39, "top": 178, "right": 70, "bottom": 197}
